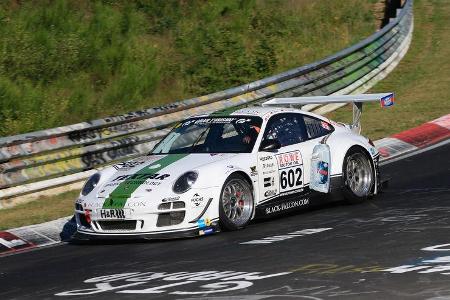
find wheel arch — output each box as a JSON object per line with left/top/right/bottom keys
{"left": 227, "top": 171, "right": 256, "bottom": 220}
{"left": 345, "top": 145, "right": 374, "bottom": 164}
{"left": 327, "top": 133, "right": 375, "bottom": 176}
{"left": 219, "top": 171, "right": 256, "bottom": 230}
{"left": 230, "top": 171, "right": 253, "bottom": 190}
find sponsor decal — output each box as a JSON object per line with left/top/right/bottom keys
{"left": 321, "top": 121, "right": 331, "bottom": 130}
{"left": 199, "top": 228, "right": 214, "bottom": 236}
{"left": 259, "top": 156, "right": 273, "bottom": 162}
{"left": 181, "top": 119, "right": 195, "bottom": 127}
{"left": 197, "top": 218, "right": 212, "bottom": 229}
{"left": 262, "top": 169, "right": 276, "bottom": 175}
{"left": 112, "top": 173, "right": 170, "bottom": 182}
{"left": 99, "top": 209, "right": 129, "bottom": 219}
{"left": 103, "top": 154, "right": 188, "bottom": 209}
{"left": 0, "top": 232, "right": 35, "bottom": 254}
{"left": 106, "top": 180, "right": 162, "bottom": 187}
{"left": 265, "top": 198, "right": 309, "bottom": 215}
{"left": 162, "top": 196, "right": 180, "bottom": 202}
{"left": 264, "top": 189, "right": 277, "bottom": 197}
{"left": 235, "top": 118, "right": 251, "bottom": 124}
{"left": 250, "top": 166, "right": 257, "bottom": 177}
{"left": 183, "top": 117, "right": 251, "bottom": 127}
{"left": 84, "top": 202, "right": 145, "bottom": 209}
{"left": 317, "top": 161, "right": 329, "bottom": 184}
{"left": 241, "top": 228, "right": 332, "bottom": 245}
{"left": 380, "top": 93, "right": 395, "bottom": 107}
{"left": 263, "top": 177, "right": 274, "bottom": 188}
{"left": 113, "top": 161, "right": 145, "bottom": 171}
{"left": 278, "top": 188, "right": 304, "bottom": 197}
{"left": 276, "top": 151, "right": 301, "bottom": 169}
{"left": 126, "top": 202, "right": 146, "bottom": 208}
{"left": 262, "top": 162, "right": 275, "bottom": 169}
{"left": 56, "top": 270, "right": 291, "bottom": 296}
{"left": 369, "top": 147, "right": 377, "bottom": 156}
{"left": 191, "top": 193, "right": 204, "bottom": 207}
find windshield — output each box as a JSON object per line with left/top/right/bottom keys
{"left": 151, "top": 116, "right": 263, "bottom": 154}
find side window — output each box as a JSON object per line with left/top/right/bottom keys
{"left": 263, "top": 114, "right": 307, "bottom": 147}
{"left": 303, "top": 116, "right": 334, "bottom": 139}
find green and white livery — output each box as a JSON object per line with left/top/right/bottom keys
{"left": 74, "top": 93, "right": 393, "bottom": 240}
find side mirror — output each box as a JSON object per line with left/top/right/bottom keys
{"left": 259, "top": 139, "right": 281, "bottom": 151}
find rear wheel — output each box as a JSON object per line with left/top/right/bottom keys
{"left": 342, "top": 148, "right": 374, "bottom": 204}
{"left": 219, "top": 174, "right": 254, "bottom": 231}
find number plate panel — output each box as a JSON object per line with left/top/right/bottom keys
{"left": 276, "top": 150, "right": 304, "bottom": 193}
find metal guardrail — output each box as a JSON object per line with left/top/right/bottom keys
{"left": 0, "top": 0, "right": 413, "bottom": 199}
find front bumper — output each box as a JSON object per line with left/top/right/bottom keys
{"left": 73, "top": 226, "right": 208, "bottom": 241}
{"left": 73, "top": 211, "right": 219, "bottom": 241}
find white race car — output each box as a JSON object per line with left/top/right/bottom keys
{"left": 74, "top": 93, "right": 394, "bottom": 240}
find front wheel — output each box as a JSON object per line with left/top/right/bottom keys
{"left": 342, "top": 148, "right": 374, "bottom": 204}
{"left": 219, "top": 174, "right": 254, "bottom": 231}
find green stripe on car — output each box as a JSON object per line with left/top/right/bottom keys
{"left": 102, "top": 154, "right": 189, "bottom": 209}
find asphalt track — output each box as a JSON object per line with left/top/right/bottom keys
{"left": 1, "top": 142, "right": 450, "bottom": 300}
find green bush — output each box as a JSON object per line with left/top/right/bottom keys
{"left": 0, "top": 0, "right": 376, "bottom": 136}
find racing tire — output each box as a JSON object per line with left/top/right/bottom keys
{"left": 219, "top": 173, "right": 254, "bottom": 231}
{"left": 342, "top": 147, "right": 374, "bottom": 204}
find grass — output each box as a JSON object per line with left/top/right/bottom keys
{"left": 1, "top": 1, "right": 449, "bottom": 231}
{"left": 0, "top": 0, "right": 378, "bottom": 136}
{"left": 0, "top": 0, "right": 383, "bottom": 230}
{"left": 0, "top": 190, "right": 78, "bottom": 230}
{"left": 326, "top": 0, "right": 450, "bottom": 140}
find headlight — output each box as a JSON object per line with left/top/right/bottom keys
{"left": 173, "top": 171, "right": 198, "bottom": 194}
{"left": 81, "top": 173, "right": 101, "bottom": 196}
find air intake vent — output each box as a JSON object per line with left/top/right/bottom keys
{"left": 97, "top": 220, "right": 137, "bottom": 231}
{"left": 173, "top": 201, "right": 185, "bottom": 209}
{"left": 156, "top": 211, "right": 185, "bottom": 227}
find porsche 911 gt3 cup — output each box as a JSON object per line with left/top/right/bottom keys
{"left": 74, "top": 93, "right": 393, "bottom": 240}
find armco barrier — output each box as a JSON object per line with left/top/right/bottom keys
{"left": 0, "top": 0, "right": 413, "bottom": 201}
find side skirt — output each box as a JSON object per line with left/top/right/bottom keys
{"left": 255, "top": 175, "right": 344, "bottom": 219}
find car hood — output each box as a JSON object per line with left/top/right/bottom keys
{"left": 95, "top": 153, "right": 238, "bottom": 200}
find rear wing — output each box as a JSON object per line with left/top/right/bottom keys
{"left": 262, "top": 93, "right": 394, "bottom": 133}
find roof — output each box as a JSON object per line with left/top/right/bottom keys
{"left": 192, "top": 106, "right": 330, "bottom": 122}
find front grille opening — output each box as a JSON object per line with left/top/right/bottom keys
{"left": 75, "top": 203, "right": 83, "bottom": 211}
{"left": 156, "top": 211, "right": 185, "bottom": 227}
{"left": 77, "top": 213, "right": 91, "bottom": 228}
{"left": 98, "top": 220, "right": 137, "bottom": 231}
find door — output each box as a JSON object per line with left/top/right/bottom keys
{"left": 257, "top": 113, "right": 308, "bottom": 202}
